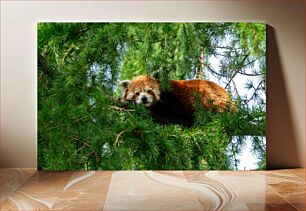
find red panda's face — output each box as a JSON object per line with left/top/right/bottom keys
{"left": 120, "top": 75, "right": 161, "bottom": 107}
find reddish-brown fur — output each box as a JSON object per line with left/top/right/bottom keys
{"left": 122, "top": 75, "right": 161, "bottom": 102}
{"left": 121, "top": 75, "right": 235, "bottom": 112}
{"left": 169, "top": 79, "right": 235, "bottom": 112}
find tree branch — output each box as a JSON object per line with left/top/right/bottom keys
{"left": 85, "top": 150, "right": 95, "bottom": 158}
{"left": 225, "top": 53, "right": 250, "bottom": 89}
{"left": 206, "top": 65, "right": 228, "bottom": 78}
{"left": 114, "top": 130, "right": 128, "bottom": 146}
{"left": 237, "top": 71, "right": 263, "bottom": 77}
{"left": 244, "top": 81, "right": 264, "bottom": 104}
{"left": 108, "top": 105, "right": 135, "bottom": 112}
{"left": 231, "top": 80, "right": 240, "bottom": 97}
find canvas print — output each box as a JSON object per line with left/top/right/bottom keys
{"left": 38, "top": 23, "right": 266, "bottom": 170}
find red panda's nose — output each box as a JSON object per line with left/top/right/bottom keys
{"left": 141, "top": 96, "right": 147, "bottom": 103}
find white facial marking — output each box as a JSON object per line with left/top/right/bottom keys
{"left": 135, "top": 92, "right": 154, "bottom": 107}
{"left": 145, "top": 86, "right": 152, "bottom": 91}
{"left": 127, "top": 92, "right": 134, "bottom": 100}
{"left": 154, "top": 89, "right": 160, "bottom": 100}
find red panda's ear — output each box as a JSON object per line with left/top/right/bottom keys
{"left": 119, "top": 80, "right": 131, "bottom": 103}
{"left": 119, "top": 80, "right": 131, "bottom": 89}
{"left": 150, "top": 72, "right": 160, "bottom": 80}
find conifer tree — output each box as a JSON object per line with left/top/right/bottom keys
{"left": 38, "top": 22, "right": 266, "bottom": 170}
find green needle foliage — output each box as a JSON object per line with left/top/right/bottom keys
{"left": 38, "top": 22, "right": 266, "bottom": 170}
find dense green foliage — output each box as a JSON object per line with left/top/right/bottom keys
{"left": 38, "top": 23, "right": 266, "bottom": 170}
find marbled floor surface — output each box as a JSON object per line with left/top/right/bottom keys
{"left": 0, "top": 169, "right": 304, "bottom": 211}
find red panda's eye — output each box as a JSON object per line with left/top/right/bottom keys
{"left": 147, "top": 90, "right": 152, "bottom": 94}
{"left": 135, "top": 92, "right": 140, "bottom": 96}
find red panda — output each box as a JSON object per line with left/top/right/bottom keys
{"left": 120, "top": 75, "right": 235, "bottom": 125}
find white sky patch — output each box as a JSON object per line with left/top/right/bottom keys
{"left": 238, "top": 138, "right": 257, "bottom": 170}
{"left": 236, "top": 136, "right": 266, "bottom": 170}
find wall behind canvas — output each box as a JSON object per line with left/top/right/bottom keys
{"left": 1, "top": 0, "right": 304, "bottom": 169}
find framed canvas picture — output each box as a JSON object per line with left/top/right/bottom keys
{"left": 38, "top": 22, "right": 266, "bottom": 170}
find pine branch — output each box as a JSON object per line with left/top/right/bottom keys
{"left": 212, "top": 45, "right": 243, "bottom": 51}
{"left": 41, "top": 114, "right": 90, "bottom": 131}
{"left": 94, "top": 151, "right": 99, "bottom": 167}
{"left": 231, "top": 80, "right": 240, "bottom": 97}
{"left": 72, "top": 114, "right": 90, "bottom": 123}
{"left": 244, "top": 81, "right": 264, "bottom": 104}
{"left": 206, "top": 65, "right": 228, "bottom": 78}
{"left": 71, "top": 136, "right": 91, "bottom": 154}
{"left": 114, "top": 130, "right": 128, "bottom": 146}
{"left": 108, "top": 105, "right": 135, "bottom": 112}
{"left": 85, "top": 150, "right": 95, "bottom": 157}
{"left": 225, "top": 53, "right": 249, "bottom": 89}
{"left": 238, "top": 71, "right": 263, "bottom": 77}
{"left": 74, "top": 142, "right": 91, "bottom": 154}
